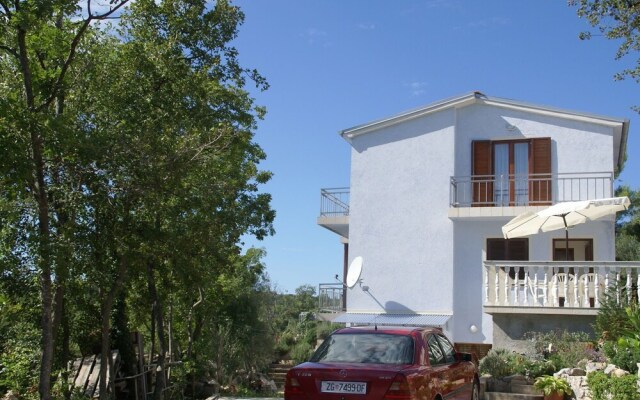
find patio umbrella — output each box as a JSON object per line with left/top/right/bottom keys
{"left": 502, "top": 197, "right": 631, "bottom": 259}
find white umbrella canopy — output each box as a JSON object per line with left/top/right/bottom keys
{"left": 502, "top": 196, "right": 631, "bottom": 240}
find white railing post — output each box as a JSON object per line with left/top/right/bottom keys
{"left": 573, "top": 268, "right": 580, "bottom": 307}
{"left": 594, "top": 273, "right": 600, "bottom": 308}
{"left": 543, "top": 269, "right": 548, "bottom": 306}
{"left": 503, "top": 267, "right": 509, "bottom": 306}
{"left": 627, "top": 269, "right": 633, "bottom": 304}
{"left": 495, "top": 265, "right": 500, "bottom": 306}
{"left": 484, "top": 264, "right": 489, "bottom": 305}
{"left": 616, "top": 270, "right": 621, "bottom": 305}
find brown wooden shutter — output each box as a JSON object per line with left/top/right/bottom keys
{"left": 472, "top": 141, "right": 492, "bottom": 206}
{"left": 530, "top": 137, "right": 551, "bottom": 205}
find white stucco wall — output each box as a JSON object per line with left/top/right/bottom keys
{"left": 346, "top": 108, "right": 456, "bottom": 317}
{"left": 343, "top": 101, "right": 619, "bottom": 344}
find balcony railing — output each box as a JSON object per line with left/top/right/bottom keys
{"left": 450, "top": 172, "right": 614, "bottom": 207}
{"left": 483, "top": 261, "right": 640, "bottom": 311}
{"left": 320, "top": 187, "right": 350, "bottom": 217}
{"left": 318, "top": 283, "right": 345, "bottom": 312}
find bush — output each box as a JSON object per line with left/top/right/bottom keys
{"left": 0, "top": 323, "right": 40, "bottom": 394}
{"left": 587, "top": 371, "right": 640, "bottom": 400}
{"left": 479, "top": 349, "right": 518, "bottom": 379}
{"left": 289, "top": 342, "right": 313, "bottom": 364}
{"left": 602, "top": 341, "right": 640, "bottom": 374}
{"left": 523, "top": 329, "right": 594, "bottom": 369}
{"left": 479, "top": 348, "right": 556, "bottom": 379}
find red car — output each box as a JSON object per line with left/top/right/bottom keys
{"left": 284, "top": 326, "right": 478, "bottom": 400}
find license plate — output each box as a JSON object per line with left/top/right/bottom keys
{"left": 321, "top": 381, "right": 367, "bottom": 394}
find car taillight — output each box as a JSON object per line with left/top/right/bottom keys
{"left": 284, "top": 373, "right": 303, "bottom": 396}
{"left": 383, "top": 374, "right": 411, "bottom": 400}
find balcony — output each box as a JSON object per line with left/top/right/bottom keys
{"left": 318, "top": 283, "right": 345, "bottom": 313}
{"left": 317, "top": 187, "right": 349, "bottom": 238}
{"left": 483, "top": 261, "right": 640, "bottom": 315}
{"left": 450, "top": 172, "right": 614, "bottom": 208}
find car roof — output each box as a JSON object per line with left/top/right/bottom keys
{"left": 332, "top": 326, "right": 443, "bottom": 335}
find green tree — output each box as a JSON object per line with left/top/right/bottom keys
{"left": 1, "top": 1, "right": 274, "bottom": 398}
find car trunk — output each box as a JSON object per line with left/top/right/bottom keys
{"left": 289, "top": 362, "right": 410, "bottom": 400}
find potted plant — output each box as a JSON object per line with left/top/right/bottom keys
{"left": 533, "top": 375, "right": 573, "bottom": 400}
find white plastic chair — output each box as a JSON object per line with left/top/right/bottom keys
{"left": 551, "top": 273, "right": 576, "bottom": 307}
{"left": 578, "top": 273, "right": 603, "bottom": 308}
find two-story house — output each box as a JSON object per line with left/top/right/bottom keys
{"left": 318, "top": 92, "right": 638, "bottom": 354}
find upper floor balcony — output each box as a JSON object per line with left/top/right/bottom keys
{"left": 318, "top": 173, "right": 615, "bottom": 233}
{"left": 483, "top": 261, "right": 640, "bottom": 315}
{"left": 318, "top": 187, "right": 349, "bottom": 238}
{"left": 450, "top": 172, "right": 614, "bottom": 207}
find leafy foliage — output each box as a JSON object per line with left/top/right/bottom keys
{"left": 533, "top": 375, "right": 573, "bottom": 396}
{"left": 587, "top": 371, "right": 640, "bottom": 400}
{"left": 523, "top": 329, "right": 595, "bottom": 370}
{"left": 478, "top": 348, "right": 555, "bottom": 379}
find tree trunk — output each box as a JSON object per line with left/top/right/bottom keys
{"left": 17, "top": 21, "right": 54, "bottom": 400}
{"left": 148, "top": 261, "right": 166, "bottom": 400}
{"left": 99, "top": 256, "right": 129, "bottom": 400}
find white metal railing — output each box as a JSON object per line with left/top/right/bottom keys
{"left": 450, "top": 172, "right": 614, "bottom": 207}
{"left": 318, "top": 283, "right": 345, "bottom": 312}
{"left": 320, "top": 187, "right": 350, "bottom": 217}
{"left": 483, "top": 261, "right": 640, "bottom": 309}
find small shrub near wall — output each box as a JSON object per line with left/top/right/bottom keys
{"left": 523, "top": 330, "right": 595, "bottom": 370}
{"left": 587, "top": 371, "right": 640, "bottom": 400}
{"left": 479, "top": 349, "right": 555, "bottom": 380}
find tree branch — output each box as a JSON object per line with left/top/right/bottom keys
{"left": 36, "top": 0, "right": 131, "bottom": 112}
{"left": 0, "top": 0, "right": 11, "bottom": 17}
{"left": 0, "top": 44, "right": 18, "bottom": 59}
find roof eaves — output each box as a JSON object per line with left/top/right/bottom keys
{"left": 339, "top": 92, "right": 629, "bottom": 142}
{"left": 339, "top": 92, "right": 478, "bottom": 141}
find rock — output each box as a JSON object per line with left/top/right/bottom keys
{"left": 611, "top": 368, "right": 629, "bottom": 377}
{"left": 586, "top": 362, "right": 607, "bottom": 374}
{"left": 604, "top": 364, "right": 618, "bottom": 375}
{"left": 259, "top": 375, "right": 278, "bottom": 392}
{"left": 554, "top": 368, "right": 571, "bottom": 377}
{"left": 568, "top": 368, "right": 586, "bottom": 376}
{"left": 2, "top": 391, "right": 19, "bottom": 400}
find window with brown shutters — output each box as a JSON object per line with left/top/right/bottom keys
{"left": 471, "top": 138, "right": 551, "bottom": 206}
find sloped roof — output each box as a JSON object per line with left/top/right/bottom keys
{"left": 340, "top": 91, "right": 629, "bottom": 172}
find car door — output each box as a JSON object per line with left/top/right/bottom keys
{"left": 425, "top": 334, "right": 455, "bottom": 399}
{"left": 435, "top": 334, "right": 474, "bottom": 400}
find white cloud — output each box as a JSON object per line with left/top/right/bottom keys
{"left": 301, "top": 27, "right": 329, "bottom": 45}
{"left": 357, "top": 22, "right": 376, "bottom": 30}
{"left": 404, "top": 81, "right": 428, "bottom": 96}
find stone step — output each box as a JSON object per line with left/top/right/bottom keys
{"left": 485, "top": 392, "right": 544, "bottom": 400}
{"left": 510, "top": 384, "right": 542, "bottom": 396}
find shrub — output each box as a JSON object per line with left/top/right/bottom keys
{"left": 289, "top": 342, "right": 313, "bottom": 364}
{"left": 533, "top": 375, "right": 573, "bottom": 397}
{"left": 479, "top": 349, "right": 518, "bottom": 379}
{"left": 587, "top": 371, "right": 640, "bottom": 400}
{"left": 523, "top": 329, "right": 594, "bottom": 369}
{"left": 602, "top": 341, "right": 640, "bottom": 374}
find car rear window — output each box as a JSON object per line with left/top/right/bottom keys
{"left": 310, "top": 333, "right": 414, "bottom": 364}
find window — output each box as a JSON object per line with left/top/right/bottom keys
{"left": 427, "top": 335, "right": 445, "bottom": 365}
{"left": 436, "top": 335, "right": 457, "bottom": 364}
{"left": 472, "top": 138, "right": 551, "bottom": 206}
{"left": 487, "top": 238, "right": 529, "bottom": 279}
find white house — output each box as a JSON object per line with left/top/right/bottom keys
{"left": 318, "top": 92, "right": 638, "bottom": 354}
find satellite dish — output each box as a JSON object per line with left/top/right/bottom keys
{"left": 346, "top": 256, "right": 363, "bottom": 288}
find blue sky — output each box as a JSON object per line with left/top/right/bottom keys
{"left": 233, "top": 1, "right": 640, "bottom": 293}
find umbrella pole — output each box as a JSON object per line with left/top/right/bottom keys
{"left": 562, "top": 214, "right": 569, "bottom": 262}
